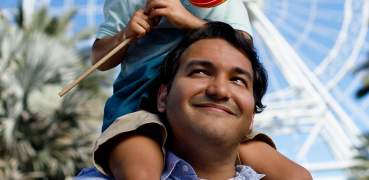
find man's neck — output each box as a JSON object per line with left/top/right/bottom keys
{"left": 170, "top": 140, "right": 239, "bottom": 180}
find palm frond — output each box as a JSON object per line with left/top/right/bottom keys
{"left": 73, "top": 27, "right": 96, "bottom": 42}
{"left": 27, "top": 7, "right": 51, "bottom": 33}
{"left": 14, "top": 3, "right": 24, "bottom": 29}
{"left": 54, "top": 8, "right": 77, "bottom": 35}
{"left": 355, "top": 54, "right": 369, "bottom": 98}
{"left": 350, "top": 133, "right": 369, "bottom": 179}
{"left": 356, "top": 84, "right": 369, "bottom": 98}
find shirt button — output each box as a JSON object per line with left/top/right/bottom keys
{"left": 182, "top": 165, "right": 189, "bottom": 172}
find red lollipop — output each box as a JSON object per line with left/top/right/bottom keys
{"left": 190, "top": 0, "right": 226, "bottom": 8}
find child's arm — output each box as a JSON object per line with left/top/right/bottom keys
{"left": 240, "top": 141, "right": 312, "bottom": 180}
{"left": 91, "top": 9, "right": 151, "bottom": 71}
{"left": 146, "top": 0, "right": 206, "bottom": 29}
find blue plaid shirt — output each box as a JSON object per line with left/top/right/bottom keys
{"left": 76, "top": 151, "right": 264, "bottom": 180}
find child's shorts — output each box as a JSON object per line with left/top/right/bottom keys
{"left": 92, "top": 110, "right": 275, "bottom": 176}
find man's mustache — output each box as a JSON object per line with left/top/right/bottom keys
{"left": 190, "top": 96, "right": 240, "bottom": 116}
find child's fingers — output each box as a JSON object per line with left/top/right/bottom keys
{"left": 149, "top": 16, "right": 161, "bottom": 26}
{"left": 146, "top": 0, "right": 167, "bottom": 13}
{"left": 135, "top": 18, "right": 151, "bottom": 32}
{"left": 136, "top": 9, "right": 150, "bottom": 21}
{"left": 136, "top": 10, "right": 156, "bottom": 29}
{"left": 131, "top": 22, "right": 148, "bottom": 38}
{"left": 149, "top": 8, "right": 169, "bottom": 18}
{"left": 129, "top": 9, "right": 151, "bottom": 37}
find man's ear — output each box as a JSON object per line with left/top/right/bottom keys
{"left": 157, "top": 85, "right": 168, "bottom": 113}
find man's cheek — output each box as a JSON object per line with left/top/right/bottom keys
{"left": 237, "top": 94, "right": 254, "bottom": 110}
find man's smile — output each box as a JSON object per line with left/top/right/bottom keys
{"left": 192, "top": 102, "right": 238, "bottom": 116}
{"left": 189, "top": 92, "right": 242, "bottom": 116}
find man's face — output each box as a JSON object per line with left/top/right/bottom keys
{"left": 158, "top": 38, "right": 255, "bottom": 147}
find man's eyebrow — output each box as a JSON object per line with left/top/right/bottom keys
{"left": 233, "top": 67, "right": 253, "bottom": 82}
{"left": 184, "top": 60, "right": 213, "bottom": 70}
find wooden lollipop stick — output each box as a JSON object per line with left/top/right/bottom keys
{"left": 58, "top": 37, "right": 133, "bottom": 97}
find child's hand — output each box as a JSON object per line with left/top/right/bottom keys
{"left": 146, "top": 0, "right": 205, "bottom": 29}
{"left": 125, "top": 9, "right": 151, "bottom": 38}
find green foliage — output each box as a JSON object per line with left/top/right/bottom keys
{"left": 0, "top": 5, "right": 108, "bottom": 179}
{"left": 349, "top": 133, "right": 369, "bottom": 179}
{"left": 354, "top": 55, "right": 369, "bottom": 98}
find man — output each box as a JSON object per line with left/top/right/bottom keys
{"left": 77, "top": 22, "right": 312, "bottom": 179}
{"left": 155, "top": 21, "right": 267, "bottom": 179}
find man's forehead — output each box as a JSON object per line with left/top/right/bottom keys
{"left": 180, "top": 38, "right": 248, "bottom": 61}
{"left": 179, "top": 38, "right": 253, "bottom": 76}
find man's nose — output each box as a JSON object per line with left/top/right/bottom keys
{"left": 205, "top": 76, "right": 230, "bottom": 100}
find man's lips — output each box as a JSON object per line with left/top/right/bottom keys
{"left": 190, "top": 96, "right": 240, "bottom": 116}
{"left": 193, "top": 103, "right": 236, "bottom": 115}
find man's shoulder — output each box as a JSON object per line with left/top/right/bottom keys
{"left": 75, "top": 167, "right": 112, "bottom": 180}
{"left": 234, "top": 165, "right": 265, "bottom": 180}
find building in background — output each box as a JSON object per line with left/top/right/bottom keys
{"left": 1, "top": 0, "right": 368, "bottom": 179}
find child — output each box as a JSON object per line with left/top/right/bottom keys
{"left": 91, "top": 0, "right": 311, "bottom": 179}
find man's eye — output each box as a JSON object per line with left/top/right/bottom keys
{"left": 231, "top": 78, "right": 247, "bottom": 87}
{"left": 189, "top": 69, "right": 208, "bottom": 76}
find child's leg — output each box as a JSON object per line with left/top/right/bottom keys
{"left": 239, "top": 133, "right": 312, "bottom": 180}
{"left": 109, "top": 124, "right": 164, "bottom": 180}
{"left": 93, "top": 111, "right": 167, "bottom": 180}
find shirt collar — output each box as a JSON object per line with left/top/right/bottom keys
{"left": 161, "top": 151, "right": 264, "bottom": 180}
{"left": 161, "top": 151, "right": 197, "bottom": 180}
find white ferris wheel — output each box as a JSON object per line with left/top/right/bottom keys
{"left": 246, "top": 0, "right": 369, "bottom": 179}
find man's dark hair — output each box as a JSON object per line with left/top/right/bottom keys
{"left": 159, "top": 21, "right": 268, "bottom": 113}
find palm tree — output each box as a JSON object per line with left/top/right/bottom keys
{"left": 349, "top": 15, "right": 369, "bottom": 177}
{"left": 355, "top": 55, "right": 369, "bottom": 98}
{"left": 0, "top": 4, "right": 109, "bottom": 179}
{"left": 350, "top": 59, "right": 369, "bottom": 179}
{"left": 349, "top": 133, "right": 369, "bottom": 180}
